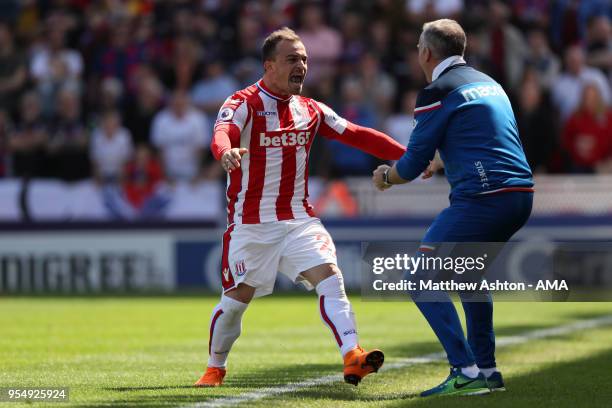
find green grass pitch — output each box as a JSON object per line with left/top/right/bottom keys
{"left": 1, "top": 296, "right": 612, "bottom": 407}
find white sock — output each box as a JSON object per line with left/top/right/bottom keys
{"left": 461, "top": 364, "right": 480, "bottom": 378}
{"left": 207, "top": 295, "right": 248, "bottom": 368}
{"left": 480, "top": 367, "right": 498, "bottom": 378}
{"left": 316, "top": 274, "right": 359, "bottom": 357}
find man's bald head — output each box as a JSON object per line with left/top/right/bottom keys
{"left": 420, "top": 19, "right": 466, "bottom": 59}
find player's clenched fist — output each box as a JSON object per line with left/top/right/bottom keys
{"left": 221, "top": 148, "right": 248, "bottom": 173}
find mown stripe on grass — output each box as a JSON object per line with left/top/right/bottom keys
{"left": 190, "top": 315, "right": 612, "bottom": 408}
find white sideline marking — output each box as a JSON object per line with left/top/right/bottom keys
{"left": 188, "top": 315, "right": 612, "bottom": 408}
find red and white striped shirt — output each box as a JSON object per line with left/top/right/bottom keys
{"left": 212, "top": 80, "right": 405, "bottom": 225}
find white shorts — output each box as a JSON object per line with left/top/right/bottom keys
{"left": 220, "top": 217, "right": 337, "bottom": 298}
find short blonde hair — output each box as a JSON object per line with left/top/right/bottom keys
{"left": 262, "top": 27, "right": 302, "bottom": 61}
{"left": 422, "top": 19, "right": 466, "bottom": 58}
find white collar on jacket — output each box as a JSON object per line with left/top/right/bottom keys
{"left": 432, "top": 55, "right": 466, "bottom": 82}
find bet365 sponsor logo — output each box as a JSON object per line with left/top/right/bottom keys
{"left": 260, "top": 131, "right": 310, "bottom": 147}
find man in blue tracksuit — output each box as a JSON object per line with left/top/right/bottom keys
{"left": 373, "top": 19, "right": 533, "bottom": 396}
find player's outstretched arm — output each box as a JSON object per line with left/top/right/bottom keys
{"left": 313, "top": 101, "right": 406, "bottom": 160}
{"left": 326, "top": 122, "right": 406, "bottom": 161}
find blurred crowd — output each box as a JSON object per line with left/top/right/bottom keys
{"left": 0, "top": 0, "right": 611, "bottom": 208}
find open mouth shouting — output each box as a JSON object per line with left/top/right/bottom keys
{"left": 289, "top": 73, "right": 304, "bottom": 86}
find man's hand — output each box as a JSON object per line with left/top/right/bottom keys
{"left": 221, "top": 148, "right": 248, "bottom": 173}
{"left": 421, "top": 154, "right": 444, "bottom": 179}
{"left": 372, "top": 164, "right": 392, "bottom": 191}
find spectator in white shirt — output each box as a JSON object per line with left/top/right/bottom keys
{"left": 90, "top": 110, "right": 133, "bottom": 183}
{"left": 30, "top": 26, "right": 83, "bottom": 117}
{"left": 551, "top": 45, "right": 611, "bottom": 122}
{"left": 151, "top": 90, "right": 210, "bottom": 182}
{"left": 30, "top": 28, "right": 83, "bottom": 82}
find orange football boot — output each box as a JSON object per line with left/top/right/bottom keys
{"left": 194, "top": 367, "right": 226, "bottom": 387}
{"left": 343, "top": 346, "right": 385, "bottom": 386}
